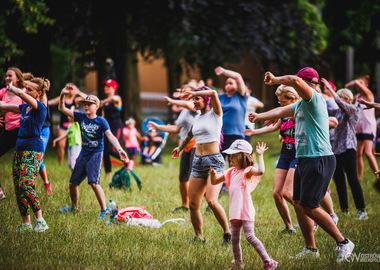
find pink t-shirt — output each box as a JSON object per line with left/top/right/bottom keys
{"left": 123, "top": 127, "right": 140, "bottom": 150}
{"left": 0, "top": 88, "right": 24, "bottom": 130}
{"left": 224, "top": 166, "right": 261, "bottom": 222}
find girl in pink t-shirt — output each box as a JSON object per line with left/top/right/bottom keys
{"left": 123, "top": 118, "right": 141, "bottom": 169}
{"left": 210, "top": 139, "right": 277, "bottom": 270}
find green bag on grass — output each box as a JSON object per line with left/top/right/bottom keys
{"left": 109, "top": 166, "right": 142, "bottom": 190}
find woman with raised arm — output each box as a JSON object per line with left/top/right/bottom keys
{"left": 99, "top": 79, "right": 123, "bottom": 180}
{"left": 249, "top": 67, "right": 354, "bottom": 262}
{"left": 323, "top": 78, "right": 367, "bottom": 220}
{"left": 48, "top": 83, "right": 86, "bottom": 165}
{"left": 171, "top": 86, "right": 231, "bottom": 243}
{"left": 149, "top": 84, "right": 199, "bottom": 213}
{"left": 346, "top": 76, "right": 378, "bottom": 180}
{"left": 215, "top": 66, "right": 247, "bottom": 159}
{"left": 0, "top": 77, "right": 50, "bottom": 232}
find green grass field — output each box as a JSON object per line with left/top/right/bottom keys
{"left": 1, "top": 132, "right": 380, "bottom": 269}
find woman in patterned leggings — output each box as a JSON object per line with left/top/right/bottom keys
{"left": 0, "top": 77, "right": 50, "bottom": 232}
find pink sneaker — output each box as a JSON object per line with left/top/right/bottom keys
{"left": 264, "top": 258, "right": 278, "bottom": 270}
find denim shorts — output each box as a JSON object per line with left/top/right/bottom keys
{"left": 190, "top": 152, "right": 226, "bottom": 179}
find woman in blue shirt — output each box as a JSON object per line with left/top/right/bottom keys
{"left": 0, "top": 77, "right": 50, "bottom": 232}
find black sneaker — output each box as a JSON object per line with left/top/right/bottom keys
{"left": 223, "top": 233, "right": 231, "bottom": 244}
{"left": 172, "top": 206, "right": 189, "bottom": 213}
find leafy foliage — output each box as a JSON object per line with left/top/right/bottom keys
{"left": 0, "top": 0, "right": 53, "bottom": 74}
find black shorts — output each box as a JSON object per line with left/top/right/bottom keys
{"left": 356, "top": 133, "right": 374, "bottom": 141}
{"left": 293, "top": 155, "right": 336, "bottom": 208}
{"left": 179, "top": 148, "right": 195, "bottom": 181}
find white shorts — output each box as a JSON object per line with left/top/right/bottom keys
{"left": 68, "top": 145, "right": 82, "bottom": 170}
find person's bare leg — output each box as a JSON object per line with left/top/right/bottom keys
{"left": 69, "top": 182, "right": 79, "bottom": 208}
{"left": 356, "top": 141, "right": 365, "bottom": 178}
{"left": 21, "top": 215, "right": 31, "bottom": 224}
{"left": 57, "top": 129, "right": 67, "bottom": 165}
{"left": 363, "top": 140, "right": 379, "bottom": 176}
{"left": 294, "top": 200, "right": 316, "bottom": 248}
{"left": 205, "top": 176, "right": 230, "bottom": 234}
{"left": 189, "top": 177, "right": 207, "bottom": 239}
{"left": 273, "top": 169, "right": 293, "bottom": 228}
{"left": 302, "top": 206, "right": 344, "bottom": 242}
{"left": 39, "top": 167, "right": 49, "bottom": 185}
{"left": 148, "top": 146, "right": 157, "bottom": 156}
{"left": 90, "top": 183, "right": 107, "bottom": 210}
{"left": 179, "top": 180, "right": 189, "bottom": 208}
{"left": 320, "top": 191, "right": 334, "bottom": 214}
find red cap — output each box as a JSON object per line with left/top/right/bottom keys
{"left": 328, "top": 81, "right": 336, "bottom": 91}
{"left": 103, "top": 79, "right": 118, "bottom": 91}
{"left": 296, "top": 67, "right": 320, "bottom": 84}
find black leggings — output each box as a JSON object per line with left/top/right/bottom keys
{"left": 334, "top": 149, "right": 365, "bottom": 210}
{"left": 0, "top": 128, "right": 19, "bottom": 158}
{"left": 103, "top": 127, "right": 123, "bottom": 173}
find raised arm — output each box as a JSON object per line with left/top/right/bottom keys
{"left": 184, "top": 88, "right": 222, "bottom": 116}
{"left": 147, "top": 121, "right": 180, "bottom": 134}
{"left": 249, "top": 105, "right": 294, "bottom": 124}
{"left": 245, "top": 120, "right": 281, "bottom": 137}
{"left": 357, "top": 98, "right": 380, "bottom": 110}
{"left": 345, "top": 79, "right": 373, "bottom": 102}
{"left": 246, "top": 142, "right": 268, "bottom": 178}
{"left": 164, "top": 96, "right": 194, "bottom": 111}
{"left": 105, "top": 129, "right": 129, "bottom": 163}
{"left": 264, "top": 72, "right": 312, "bottom": 101}
{"left": 58, "top": 89, "right": 74, "bottom": 118}
{"left": 0, "top": 101, "right": 21, "bottom": 114}
{"left": 215, "top": 66, "right": 247, "bottom": 96}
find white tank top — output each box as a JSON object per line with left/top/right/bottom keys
{"left": 192, "top": 108, "right": 223, "bottom": 144}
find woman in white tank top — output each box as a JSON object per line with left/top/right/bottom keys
{"left": 171, "top": 86, "right": 231, "bottom": 243}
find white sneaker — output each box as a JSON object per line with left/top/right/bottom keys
{"left": 15, "top": 223, "right": 33, "bottom": 232}
{"left": 34, "top": 219, "right": 49, "bottom": 232}
{"left": 292, "top": 247, "right": 320, "bottom": 259}
{"left": 0, "top": 191, "right": 5, "bottom": 200}
{"left": 330, "top": 213, "right": 339, "bottom": 225}
{"left": 336, "top": 239, "right": 354, "bottom": 263}
{"left": 356, "top": 210, "right": 368, "bottom": 221}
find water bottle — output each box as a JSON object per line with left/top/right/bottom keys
{"left": 106, "top": 199, "right": 117, "bottom": 225}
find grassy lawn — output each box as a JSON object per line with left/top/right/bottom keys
{"left": 0, "top": 132, "right": 379, "bottom": 269}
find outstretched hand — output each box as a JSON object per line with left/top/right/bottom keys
{"left": 147, "top": 121, "right": 158, "bottom": 130}
{"left": 171, "top": 147, "right": 181, "bottom": 159}
{"left": 244, "top": 128, "right": 254, "bottom": 136}
{"left": 181, "top": 89, "right": 195, "bottom": 101}
{"left": 357, "top": 98, "right": 374, "bottom": 110}
{"left": 119, "top": 150, "right": 129, "bottom": 163}
{"left": 264, "top": 72, "right": 275, "bottom": 85}
{"left": 214, "top": 66, "right": 225, "bottom": 76}
{"left": 256, "top": 142, "right": 268, "bottom": 155}
{"left": 248, "top": 112, "right": 259, "bottom": 123}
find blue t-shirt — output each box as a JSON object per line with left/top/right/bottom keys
{"left": 74, "top": 112, "right": 110, "bottom": 156}
{"left": 16, "top": 101, "right": 47, "bottom": 152}
{"left": 218, "top": 92, "right": 247, "bottom": 136}
{"left": 290, "top": 88, "right": 333, "bottom": 158}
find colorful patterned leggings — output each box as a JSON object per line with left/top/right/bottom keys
{"left": 12, "top": 151, "right": 43, "bottom": 217}
{"left": 230, "top": 220, "right": 270, "bottom": 264}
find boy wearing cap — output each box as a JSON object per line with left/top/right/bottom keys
{"left": 58, "top": 87, "right": 129, "bottom": 219}
{"left": 248, "top": 67, "right": 354, "bottom": 263}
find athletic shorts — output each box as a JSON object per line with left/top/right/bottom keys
{"left": 190, "top": 152, "right": 225, "bottom": 179}
{"left": 276, "top": 152, "right": 298, "bottom": 170}
{"left": 126, "top": 147, "right": 138, "bottom": 157}
{"left": 68, "top": 145, "right": 82, "bottom": 170}
{"left": 356, "top": 133, "right": 374, "bottom": 141}
{"left": 69, "top": 151, "right": 103, "bottom": 185}
{"left": 293, "top": 155, "right": 336, "bottom": 208}
{"left": 179, "top": 147, "right": 195, "bottom": 181}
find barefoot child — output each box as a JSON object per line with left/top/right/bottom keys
{"left": 210, "top": 139, "right": 278, "bottom": 270}
{"left": 58, "top": 86, "right": 129, "bottom": 219}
